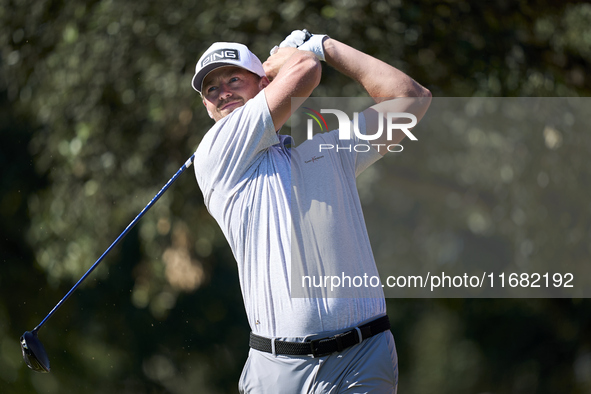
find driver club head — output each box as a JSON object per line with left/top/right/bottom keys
{"left": 20, "top": 330, "right": 50, "bottom": 373}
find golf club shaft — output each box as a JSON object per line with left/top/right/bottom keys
{"left": 33, "top": 154, "right": 195, "bottom": 332}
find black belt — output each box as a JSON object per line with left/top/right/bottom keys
{"left": 249, "top": 315, "right": 390, "bottom": 358}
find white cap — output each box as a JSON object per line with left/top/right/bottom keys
{"left": 191, "top": 42, "right": 266, "bottom": 93}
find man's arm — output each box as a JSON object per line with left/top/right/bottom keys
{"left": 323, "top": 38, "right": 432, "bottom": 155}
{"left": 323, "top": 38, "right": 431, "bottom": 103}
{"left": 262, "top": 47, "right": 322, "bottom": 131}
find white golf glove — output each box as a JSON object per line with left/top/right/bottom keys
{"left": 274, "top": 30, "right": 329, "bottom": 61}
{"left": 279, "top": 30, "right": 309, "bottom": 48}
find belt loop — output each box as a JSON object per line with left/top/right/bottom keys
{"left": 354, "top": 327, "right": 363, "bottom": 344}
{"left": 271, "top": 338, "right": 277, "bottom": 357}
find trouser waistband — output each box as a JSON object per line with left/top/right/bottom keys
{"left": 249, "top": 315, "right": 390, "bottom": 358}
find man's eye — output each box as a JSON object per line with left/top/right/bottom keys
{"left": 206, "top": 86, "right": 217, "bottom": 93}
{"left": 229, "top": 77, "right": 239, "bottom": 83}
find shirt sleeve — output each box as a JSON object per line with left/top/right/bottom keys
{"left": 325, "top": 111, "right": 383, "bottom": 178}
{"left": 194, "top": 90, "right": 278, "bottom": 203}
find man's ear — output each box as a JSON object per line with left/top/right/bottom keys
{"left": 259, "top": 76, "right": 270, "bottom": 90}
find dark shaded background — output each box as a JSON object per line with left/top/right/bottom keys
{"left": 1, "top": 0, "right": 590, "bottom": 393}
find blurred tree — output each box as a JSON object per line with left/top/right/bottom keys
{"left": 1, "top": 0, "right": 590, "bottom": 393}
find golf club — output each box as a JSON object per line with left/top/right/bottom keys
{"left": 21, "top": 154, "right": 195, "bottom": 373}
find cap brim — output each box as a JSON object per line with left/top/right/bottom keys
{"left": 192, "top": 62, "right": 237, "bottom": 93}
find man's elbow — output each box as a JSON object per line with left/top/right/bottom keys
{"left": 383, "top": 81, "right": 431, "bottom": 103}
{"left": 409, "top": 83, "right": 431, "bottom": 99}
{"left": 411, "top": 84, "right": 432, "bottom": 113}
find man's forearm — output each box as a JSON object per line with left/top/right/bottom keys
{"left": 262, "top": 47, "right": 321, "bottom": 131}
{"left": 323, "top": 38, "right": 431, "bottom": 103}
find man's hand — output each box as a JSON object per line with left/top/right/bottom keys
{"left": 262, "top": 47, "right": 299, "bottom": 81}
{"left": 275, "top": 30, "right": 328, "bottom": 61}
{"left": 278, "top": 30, "right": 310, "bottom": 49}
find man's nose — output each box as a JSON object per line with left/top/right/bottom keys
{"left": 218, "top": 83, "right": 232, "bottom": 99}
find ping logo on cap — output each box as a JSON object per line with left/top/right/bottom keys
{"left": 202, "top": 49, "right": 240, "bottom": 66}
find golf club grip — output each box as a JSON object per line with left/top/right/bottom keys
{"left": 34, "top": 154, "right": 195, "bottom": 331}
{"left": 302, "top": 29, "right": 312, "bottom": 41}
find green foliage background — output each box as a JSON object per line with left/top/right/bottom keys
{"left": 1, "top": 0, "right": 590, "bottom": 393}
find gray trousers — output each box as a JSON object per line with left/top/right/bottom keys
{"left": 239, "top": 330, "right": 398, "bottom": 394}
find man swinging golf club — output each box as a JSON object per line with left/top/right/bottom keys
{"left": 192, "top": 30, "right": 431, "bottom": 393}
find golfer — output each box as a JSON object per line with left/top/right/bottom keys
{"left": 191, "top": 31, "right": 431, "bottom": 393}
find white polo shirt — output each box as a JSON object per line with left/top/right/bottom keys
{"left": 194, "top": 90, "right": 385, "bottom": 338}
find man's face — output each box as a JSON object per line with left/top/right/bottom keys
{"left": 201, "top": 66, "right": 269, "bottom": 122}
